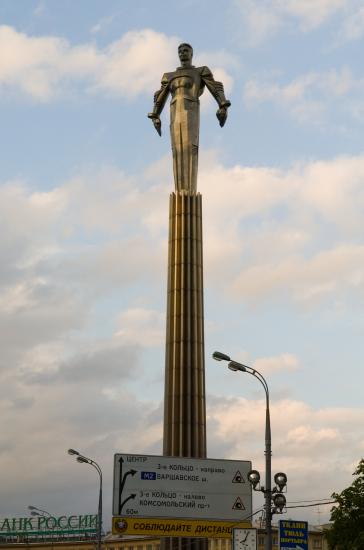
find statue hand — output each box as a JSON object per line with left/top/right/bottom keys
{"left": 216, "top": 107, "right": 228, "bottom": 127}
{"left": 148, "top": 113, "right": 162, "bottom": 136}
{"left": 153, "top": 117, "right": 162, "bottom": 136}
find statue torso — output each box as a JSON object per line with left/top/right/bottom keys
{"left": 166, "top": 67, "right": 205, "bottom": 103}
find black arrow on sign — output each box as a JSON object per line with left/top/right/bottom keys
{"left": 118, "top": 456, "right": 124, "bottom": 514}
{"left": 119, "top": 493, "right": 136, "bottom": 513}
{"left": 120, "top": 469, "right": 137, "bottom": 495}
{"left": 118, "top": 467, "right": 137, "bottom": 514}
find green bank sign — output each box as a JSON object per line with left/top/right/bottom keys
{"left": 0, "top": 515, "right": 98, "bottom": 537}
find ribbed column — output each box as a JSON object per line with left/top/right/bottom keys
{"left": 163, "top": 192, "right": 206, "bottom": 457}
{"left": 162, "top": 192, "right": 207, "bottom": 550}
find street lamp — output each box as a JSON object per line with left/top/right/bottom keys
{"left": 28, "top": 506, "right": 56, "bottom": 544}
{"left": 28, "top": 505, "right": 53, "bottom": 518}
{"left": 67, "top": 449, "right": 103, "bottom": 550}
{"left": 28, "top": 506, "right": 52, "bottom": 517}
{"left": 212, "top": 351, "right": 287, "bottom": 550}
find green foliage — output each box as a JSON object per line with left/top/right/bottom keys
{"left": 326, "top": 459, "right": 364, "bottom": 550}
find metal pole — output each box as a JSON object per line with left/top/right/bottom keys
{"left": 236, "top": 366, "right": 272, "bottom": 550}
{"left": 68, "top": 451, "right": 102, "bottom": 550}
{"left": 265, "top": 397, "right": 272, "bottom": 550}
{"left": 250, "top": 371, "right": 272, "bottom": 550}
{"left": 212, "top": 355, "right": 273, "bottom": 550}
{"left": 89, "top": 460, "right": 103, "bottom": 550}
{"left": 96, "top": 465, "right": 102, "bottom": 550}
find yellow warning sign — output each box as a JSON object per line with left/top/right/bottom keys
{"left": 112, "top": 517, "right": 251, "bottom": 538}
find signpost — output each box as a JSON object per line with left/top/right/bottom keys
{"left": 113, "top": 454, "right": 252, "bottom": 522}
{"left": 278, "top": 520, "right": 308, "bottom": 550}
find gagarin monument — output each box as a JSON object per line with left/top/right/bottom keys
{"left": 148, "top": 43, "right": 231, "bottom": 194}
{"left": 148, "top": 43, "right": 231, "bottom": 550}
{"left": 148, "top": 40, "right": 231, "bottom": 461}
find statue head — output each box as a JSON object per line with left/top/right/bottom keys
{"left": 178, "top": 43, "right": 193, "bottom": 66}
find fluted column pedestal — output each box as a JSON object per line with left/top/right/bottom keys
{"left": 162, "top": 192, "right": 207, "bottom": 550}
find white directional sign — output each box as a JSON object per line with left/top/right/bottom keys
{"left": 113, "top": 454, "right": 252, "bottom": 521}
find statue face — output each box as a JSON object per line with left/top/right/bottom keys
{"left": 178, "top": 45, "right": 193, "bottom": 64}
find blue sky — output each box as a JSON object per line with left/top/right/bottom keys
{"left": 0, "top": 0, "right": 364, "bottom": 530}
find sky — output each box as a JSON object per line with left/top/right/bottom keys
{"left": 0, "top": 0, "right": 364, "bottom": 531}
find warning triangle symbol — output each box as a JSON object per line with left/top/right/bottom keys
{"left": 232, "top": 470, "right": 245, "bottom": 483}
{"left": 232, "top": 497, "right": 245, "bottom": 510}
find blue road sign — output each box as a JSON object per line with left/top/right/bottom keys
{"left": 141, "top": 472, "right": 156, "bottom": 480}
{"left": 279, "top": 520, "right": 308, "bottom": 550}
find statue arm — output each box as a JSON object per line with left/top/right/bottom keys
{"left": 201, "top": 66, "right": 231, "bottom": 127}
{"left": 148, "top": 73, "right": 170, "bottom": 136}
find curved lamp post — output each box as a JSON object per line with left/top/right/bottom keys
{"left": 212, "top": 351, "right": 287, "bottom": 550}
{"left": 28, "top": 506, "right": 56, "bottom": 544}
{"left": 67, "top": 449, "right": 103, "bottom": 550}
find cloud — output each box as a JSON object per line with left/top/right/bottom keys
{"left": 95, "top": 30, "right": 179, "bottom": 98}
{"left": 195, "top": 49, "right": 238, "bottom": 98}
{"left": 2, "top": 149, "right": 364, "bottom": 384}
{"left": 33, "top": 2, "right": 46, "bottom": 17}
{"left": 244, "top": 67, "right": 360, "bottom": 125}
{"left": 337, "top": 5, "right": 364, "bottom": 42}
{"left": 207, "top": 394, "right": 364, "bottom": 521}
{"left": 234, "top": 0, "right": 283, "bottom": 44}
{"left": 115, "top": 308, "right": 165, "bottom": 347}
{"left": 90, "top": 15, "right": 116, "bottom": 35}
{"left": 0, "top": 26, "right": 101, "bottom": 100}
{"left": 0, "top": 298, "right": 164, "bottom": 517}
{"left": 0, "top": 374, "right": 163, "bottom": 516}
{"left": 231, "top": 243, "right": 364, "bottom": 304}
{"left": 0, "top": 152, "right": 363, "bottom": 523}
{"left": 235, "top": 0, "right": 349, "bottom": 44}
{"left": 199, "top": 151, "right": 364, "bottom": 306}
{"left": 0, "top": 167, "right": 170, "bottom": 415}
{"left": 0, "top": 26, "right": 235, "bottom": 101}
{"left": 253, "top": 353, "right": 300, "bottom": 374}
{"left": 24, "top": 343, "right": 141, "bottom": 385}
{"left": 63, "top": 151, "right": 363, "bottom": 313}
{"left": 0, "top": 166, "right": 168, "bottom": 518}
{"left": 0, "top": 26, "right": 177, "bottom": 100}
{"left": 279, "top": 0, "right": 347, "bottom": 30}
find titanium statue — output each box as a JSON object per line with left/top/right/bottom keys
{"left": 148, "top": 43, "right": 231, "bottom": 194}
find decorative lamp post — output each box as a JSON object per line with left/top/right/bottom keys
{"left": 212, "top": 351, "right": 287, "bottom": 550}
{"left": 67, "top": 449, "right": 103, "bottom": 550}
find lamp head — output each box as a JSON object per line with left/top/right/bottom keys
{"left": 212, "top": 351, "right": 231, "bottom": 362}
{"left": 68, "top": 449, "right": 79, "bottom": 456}
{"left": 28, "top": 506, "right": 36, "bottom": 511}
{"left": 228, "top": 361, "right": 247, "bottom": 372}
{"left": 273, "top": 492, "right": 286, "bottom": 512}
{"left": 247, "top": 469, "right": 261, "bottom": 489}
{"left": 30, "top": 511, "right": 40, "bottom": 517}
{"left": 76, "top": 456, "right": 89, "bottom": 464}
{"left": 274, "top": 472, "right": 287, "bottom": 492}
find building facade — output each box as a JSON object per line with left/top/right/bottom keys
{"left": 0, "top": 527, "right": 329, "bottom": 550}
